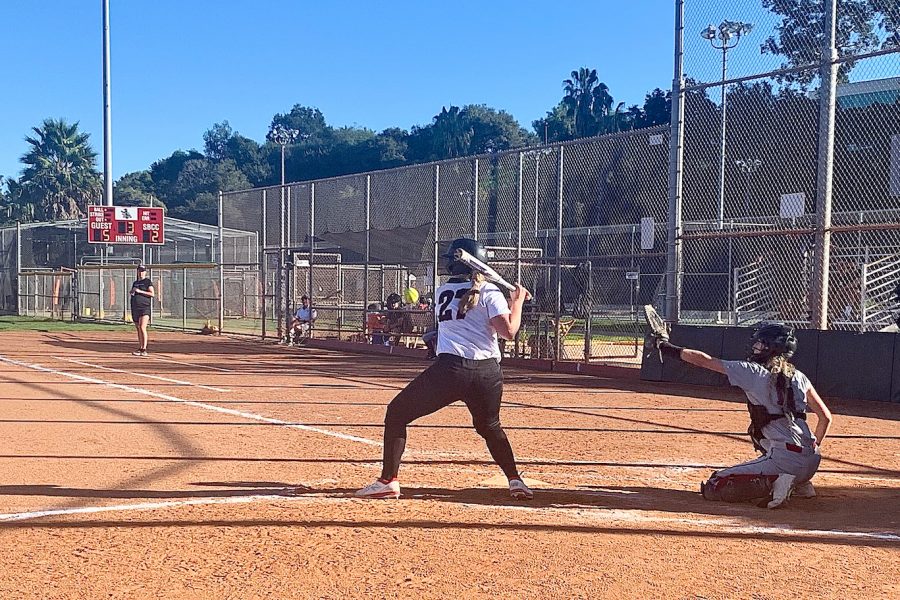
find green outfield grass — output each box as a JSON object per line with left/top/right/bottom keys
{"left": 0, "top": 316, "right": 129, "bottom": 332}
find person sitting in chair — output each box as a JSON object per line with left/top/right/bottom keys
{"left": 288, "top": 295, "right": 316, "bottom": 345}
{"left": 383, "top": 293, "right": 410, "bottom": 345}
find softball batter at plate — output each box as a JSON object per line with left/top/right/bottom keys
{"left": 356, "top": 238, "right": 533, "bottom": 500}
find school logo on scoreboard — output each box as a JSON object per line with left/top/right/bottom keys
{"left": 87, "top": 205, "right": 165, "bottom": 245}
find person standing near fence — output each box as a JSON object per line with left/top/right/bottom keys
{"left": 356, "top": 238, "right": 533, "bottom": 501}
{"left": 130, "top": 265, "right": 154, "bottom": 356}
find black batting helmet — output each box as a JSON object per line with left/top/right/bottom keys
{"left": 386, "top": 293, "right": 402, "bottom": 307}
{"left": 749, "top": 322, "right": 797, "bottom": 362}
{"left": 442, "top": 238, "right": 487, "bottom": 276}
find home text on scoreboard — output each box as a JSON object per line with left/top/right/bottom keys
{"left": 87, "top": 205, "right": 165, "bottom": 245}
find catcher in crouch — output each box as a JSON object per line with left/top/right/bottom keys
{"left": 652, "top": 322, "right": 833, "bottom": 508}
{"left": 356, "top": 238, "right": 533, "bottom": 501}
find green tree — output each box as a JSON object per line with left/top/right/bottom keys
{"left": 114, "top": 170, "right": 159, "bottom": 207}
{"left": 431, "top": 106, "right": 471, "bottom": 158}
{"left": 203, "top": 121, "right": 234, "bottom": 160}
{"left": 149, "top": 150, "right": 205, "bottom": 205}
{"left": 761, "top": 0, "right": 900, "bottom": 86}
{"left": 533, "top": 102, "right": 575, "bottom": 143}
{"left": 562, "top": 68, "right": 614, "bottom": 137}
{"left": 169, "top": 158, "right": 251, "bottom": 223}
{"left": 463, "top": 104, "right": 536, "bottom": 153}
{"left": 269, "top": 105, "right": 329, "bottom": 143}
{"left": 18, "top": 118, "right": 101, "bottom": 220}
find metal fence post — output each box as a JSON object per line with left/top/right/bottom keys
{"left": 218, "top": 191, "right": 225, "bottom": 334}
{"left": 15, "top": 221, "right": 21, "bottom": 316}
{"left": 555, "top": 146, "right": 564, "bottom": 361}
{"left": 261, "top": 189, "right": 267, "bottom": 340}
{"left": 810, "top": 0, "right": 838, "bottom": 330}
{"left": 121, "top": 267, "right": 127, "bottom": 321}
{"left": 308, "top": 182, "right": 315, "bottom": 307}
{"left": 665, "top": 0, "right": 685, "bottom": 322}
{"left": 363, "top": 175, "right": 371, "bottom": 332}
{"left": 432, "top": 164, "right": 440, "bottom": 301}
{"left": 472, "top": 158, "right": 479, "bottom": 238}
{"left": 277, "top": 182, "right": 286, "bottom": 342}
{"left": 516, "top": 151, "right": 523, "bottom": 283}
{"left": 182, "top": 266, "right": 187, "bottom": 331}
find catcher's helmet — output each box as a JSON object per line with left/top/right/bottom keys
{"left": 442, "top": 238, "right": 487, "bottom": 276}
{"left": 749, "top": 322, "right": 797, "bottom": 362}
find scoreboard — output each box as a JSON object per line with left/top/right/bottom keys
{"left": 87, "top": 205, "right": 165, "bottom": 245}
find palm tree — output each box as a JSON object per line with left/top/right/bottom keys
{"left": 431, "top": 106, "right": 472, "bottom": 159}
{"left": 562, "top": 68, "right": 614, "bottom": 138}
{"left": 19, "top": 118, "right": 101, "bottom": 221}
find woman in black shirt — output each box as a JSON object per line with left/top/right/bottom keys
{"left": 130, "top": 265, "right": 155, "bottom": 356}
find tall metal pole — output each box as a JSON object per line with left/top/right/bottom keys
{"left": 811, "top": 0, "right": 839, "bottom": 330}
{"left": 554, "top": 147, "right": 564, "bottom": 361}
{"left": 665, "top": 0, "right": 686, "bottom": 322}
{"left": 277, "top": 152, "right": 286, "bottom": 342}
{"left": 472, "top": 158, "right": 479, "bottom": 237}
{"left": 432, "top": 165, "right": 440, "bottom": 304}
{"left": 534, "top": 154, "right": 540, "bottom": 237}
{"left": 102, "top": 0, "right": 113, "bottom": 206}
{"left": 260, "top": 189, "right": 267, "bottom": 339}
{"left": 363, "top": 175, "right": 371, "bottom": 331}
{"left": 217, "top": 191, "right": 224, "bottom": 334}
{"left": 516, "top": 151, "right": 523, "bottom": 283}
{"left": 717, "top": 45, "right": 728, "bottom": 228}
{"left": 308, "top": 183, "right": 315, "bottom": 305}
{"left": 15, "top": 221, "right": 22, "bottom": 316}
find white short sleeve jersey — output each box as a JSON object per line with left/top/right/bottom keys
{"left": 434, "top": 280, "right": 511, "bottom": 360}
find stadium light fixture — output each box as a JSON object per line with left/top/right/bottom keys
{"left": 701, "top": 19, "right": 753, "bottom": 228}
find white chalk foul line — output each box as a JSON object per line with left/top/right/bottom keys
{"left": 58, "top": 357, "right": 231, "bottom": 393}
{"left": 0, "top": 354, "right": 380, "bottom": 447}
{"left": 1, "top": 492, "right": 896, "bottom": 544}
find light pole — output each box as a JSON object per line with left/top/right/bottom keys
{"left": 701, "top": 20, "right": 752, "bottom": 228}
{"left": 102, "top": 0, "right": 113, "bottom": 206}
{"left": 267, "top": 124, "right": 300, "bottom": 343}
{"left": 734, "top": 158, "right": 762, "bottom": 216}
{"left": 267, "top": 124, "right": 301, "bottom": 189}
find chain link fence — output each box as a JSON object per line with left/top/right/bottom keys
{"left": 223, "top": 124, "right": 669, "bottom": 361}
{"left": 679, "top": 0, "right": 900, "bottom": 331}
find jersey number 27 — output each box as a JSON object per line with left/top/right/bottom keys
{"left": 437, "top": 289, "right": 468, "bottom": 322}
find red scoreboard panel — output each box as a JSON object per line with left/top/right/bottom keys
{"left": 87, "top": 205, "right": 165, "bottom": 245}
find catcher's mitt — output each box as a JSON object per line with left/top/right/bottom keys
{"left": 642, "top": 304, "right": 670, "bottom": 362}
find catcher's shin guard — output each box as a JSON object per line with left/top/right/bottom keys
{"left": 701, "top": 474, "right": 774, "bottom": 502}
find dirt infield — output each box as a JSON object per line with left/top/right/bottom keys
{"left": 0, "top": 330, "right": 897, "bottom": 599}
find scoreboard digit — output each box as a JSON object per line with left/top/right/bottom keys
{"left": 88, "top": 205, "right": 165, "bottom": 245}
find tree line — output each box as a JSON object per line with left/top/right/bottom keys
{"left": 0, "top": 66, "right": 674, "bottom": 226}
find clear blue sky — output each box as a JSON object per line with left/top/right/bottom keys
{"left": 1, "top": 0, "right": 683, "bottom": 180}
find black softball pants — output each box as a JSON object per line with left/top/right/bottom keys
{"left": 380, "top": 353, "right": 520, "bottom": 481}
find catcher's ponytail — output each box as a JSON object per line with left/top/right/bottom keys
{"left": 458, "top": 272, "right": 485, "bottom": 316}
{"left": 767, "top": 355, "right": 797, "bottom": 413}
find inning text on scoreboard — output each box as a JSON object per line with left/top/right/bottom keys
{"left": 87, "top": 205, "right": 165, "bottom": 245}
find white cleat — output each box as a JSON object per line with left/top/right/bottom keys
{"left": 509, "top": 478, "right": 534, "bottom": 500}
{"left": 355, "top": 479, "right": 400, "bottom": 499}
{"left": 767, "top": 473, "right": 796, "bottom": 509}
{"left": 793, "top": 480, "right": 816, "bottom": 499}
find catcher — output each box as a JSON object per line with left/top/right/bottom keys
{"left": 648, "top": 318, "right": 833, "bottom": 509}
